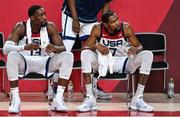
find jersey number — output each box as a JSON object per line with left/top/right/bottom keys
{"left": 31, "top": 39, "right": 41, "bottom": 55}
{"left": 31, "top": 48, "right": 41, "bottom": 55}
{"left": 109, "top": 48, "right": 117, "bottom": 56}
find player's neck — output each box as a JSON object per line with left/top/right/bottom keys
{"left": 106, "top": 28, "right": 116, "bottom": 36}
{"left": 31, "top": 22, "right": 41, "bottom": 34}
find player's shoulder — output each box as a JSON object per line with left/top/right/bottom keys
{"left": 12, "top": 21, "right": 25, "bottom": 34}
{"left": 122, "top": 21, "right": 130, "bottom": 27}
{"left": 46, "top": 21, "right": 58, "bottom": 31}
{"left": 14, "top": 21, "right": 25, "bottom": 29}
{"left": 47, "top": 21, "right": 56, "bottom": 28}
{"left": 122, "top": 21, "right": 133, "bottom": 32}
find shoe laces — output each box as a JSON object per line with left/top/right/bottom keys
{"left": 82, "top": 97, "right": 94, "bottom": 107}
{"left": 136, "top": 96, "right": 148, "bottom": 107}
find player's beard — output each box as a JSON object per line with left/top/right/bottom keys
{"left": 111, "top": 26, "right": 121, "bottom": 35}
{"left": 115, "top": 26, "right": 121, "bottom": 33}
{"left": 41, "top": 21, "right": 47, "bottom": 27}
{"left": 114, "top": 28, "right": 120, "bottom": 34}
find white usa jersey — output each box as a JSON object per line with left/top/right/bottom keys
{"left": 17, "top": 21, "right": 50, "bottom": 56}
{"left": 99, "top": 22, "right": 130, "bottom": 57}
{"left": 16, "top": 22, "right": 51, "bottom": 77}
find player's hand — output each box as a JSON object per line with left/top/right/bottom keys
{"left": 127, "top": 46, "right": 139, "bottom": 55}
{"left": 24, "top": 43, "right": 39, "bottom": 50}
{"left": 72, "top": 18, "right": 80, "bottom": 33}
{"left": 96, "top": 43, "right": 109, "bottom": 55}
{"left": 45, "top": 44, "right": 57, "bottom": 53}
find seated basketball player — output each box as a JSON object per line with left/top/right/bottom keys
{"left": 3, "top": 5, "right": 73, "bottom": 113}
{"left": 77, "top": 11, "right": 154, "bottom": 112}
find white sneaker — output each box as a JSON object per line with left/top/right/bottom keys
{"left": 51, "top": 98, "right": 68, "bottom": 112}
{"left": 8, "top": 97, "right": 21, "bottom": 113}
{"left": 130, "top": 96, "right": 154, "bottom": 112}
{"left": 77, "top": 97, "right": 97, "bottom": 112}
{"left": 97, "top": 88, "right": 112, "bottom": 100}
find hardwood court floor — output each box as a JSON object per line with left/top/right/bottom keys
{"left": 0, "top": 92, "right": 180, "bottom": 116}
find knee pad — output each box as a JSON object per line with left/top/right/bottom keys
{"left": 81, "top": 50, "right": 95, "bottom": 73}
{"left": 81, "top": 49, "right": 93, "bottom": 62}
{"left": 64, "top": 51, "right": 74, "bottom": 63}
{"left": 139, "top": 50, "right": 153, "bottom": 75}
{"left": 7, "top": 51, "right": 22, "bottom": 63}
{"left": 6, "top": 52, "right": 23, "bottom": 81}
{"left": 57, "top": 51, "right": 74, "bottom": 63}
{"left": 141, "top": 50, "right": 153, "bottom": 63}
{"left": 58, "top": 52, "right": 74, "bottom": 80}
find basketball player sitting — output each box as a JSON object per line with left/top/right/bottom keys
{"left": 77, "top": 11, "right": 154, "bottom": 112}
{"left": 3, "top": 5, "right": 74, "bottom": 113}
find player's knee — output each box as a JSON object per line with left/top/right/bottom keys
{"left": 141, "top": 50, "right": 153, "bottom": 62}
{"left": 58, "top": 51, "right": 74, "bottom": 64}
{"left": 64, "top": 51, "right": 74, "bottom": 63}
{"left": 7, "top": 51, "right": 21, "bottom": 63}
{"left": 81, "top": 50, "right": 92, "bottom": 62}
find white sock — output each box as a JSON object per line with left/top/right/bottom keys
{"left": 86, "top": 83, "right": 94, "bottom": 98}
{"left": 55, "top": 85, "right": 65, "bottom": 99}
{"left": 10, "top": 87, "right": 20, "bottom": 100}
{"left": 135, "top": 84, "right": 145, "bottom": 98}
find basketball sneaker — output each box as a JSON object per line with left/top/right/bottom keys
{"left": 8, "top": 96, "right": 21, "bottom": 113}
{"left": 77, "top": 97, "right": 97, "bottom": 112}
{"left": 97, "top": 88, "right": 112, "bottom": 100}
{"left": 130, "top": 96, "right": 154, "bottom": 112}
{"left": 51, "top": 98, "right": 68, "bottom": 112}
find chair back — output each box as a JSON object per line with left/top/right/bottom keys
{"left": 0, "top": 32, "right": 4, "bottom": 50}
{"left": 135, "top": 32, "right": 166, "bottom": 53}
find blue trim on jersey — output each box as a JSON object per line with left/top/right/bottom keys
{"left": 63, "top": 14, "right": 68, "bottom": 38}
{"left": 63, "top": 35, "right": 89, "bottom": 41}
{"left": 63, "top": 36, "right": 76, "bottom": 40}
{"left": 63, "top": 12, "right": 98, "bottom": 23}
{"left": 79, "top": 35, "right": 89, "bottom": 41}
{"left": 122, "top": 57, "right": 128, "bottom": 74}
{"left": 45, "top": 57, "right": 51, "bottom": 78}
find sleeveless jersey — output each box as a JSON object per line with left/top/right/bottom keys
{"left": 99, "top": 22, "right": 130, "bottom": 57}
{"left": 18, "top": 22, "right": 50, "bottom": 56}
{"left": 17, "top": 22, "right": 52, "bottom": 77}
{"left": 62, "top": 0, "right": 109, "bottom": 23}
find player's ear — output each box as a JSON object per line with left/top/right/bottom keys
{"left": 103, "top": 22, "right": 108, "bottom": 28}
{"left": 30, "top": 16, "right": 35, "bottom": 21}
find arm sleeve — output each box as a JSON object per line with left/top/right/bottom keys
{"left": 3, "top": 40, "right": 25, "bottom": 55}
